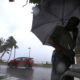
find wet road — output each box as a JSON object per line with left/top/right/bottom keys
{"left": 0, "top": 65, "right": 51, "bottom": 80}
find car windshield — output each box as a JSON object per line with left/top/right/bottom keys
{"left": 30, "top": 59, "right": 33, "bottom": 62}
{"left": 15, "top": 58, "right": 21, "bottom": 61}
{"left": 22, "top": 58, "right": 27, "bottom": 61}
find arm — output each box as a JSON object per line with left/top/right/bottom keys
{"left": 49, "top": 39, "right": 75, "bottom": 57}
{"left": 72, "top": 28, "right": 78, "bottom": 46}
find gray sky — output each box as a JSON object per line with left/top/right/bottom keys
{"left": 0, "top": 0, "right": 54, "bottom": 63}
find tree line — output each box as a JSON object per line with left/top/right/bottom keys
{"left": 0, "top": 36, "right": 18, "bottom": 61}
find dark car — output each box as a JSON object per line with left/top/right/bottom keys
{"left": 8, "top": 57, "right": 34, "bottom": 68}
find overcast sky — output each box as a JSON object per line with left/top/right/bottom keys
{"left": 0, "top": 0, "right": 54, "bottom": 63}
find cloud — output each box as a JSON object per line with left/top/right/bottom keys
{"left": 0, "top": 0, "right": 53, "bottom": 62}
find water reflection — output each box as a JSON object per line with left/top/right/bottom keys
{"left": 0, "top": 65, "right": 7, "bottom": 74}
{"left": 7, "top": 68, "right": 34, "bottom": 80}
{"left": 0, "top": 65, "right": 51, "bottom": 80}
{"left": 33, "top": 67, "right": 51, "bottom": 80}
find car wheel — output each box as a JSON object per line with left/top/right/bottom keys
{"left": 9, "top": 64, "right": 17, "bottom": 68}
{"left": 9, "top": 64, "right": 13, "bottom": 68}
{"left": 25, "top": 64, "right": 29, "bottom": 69}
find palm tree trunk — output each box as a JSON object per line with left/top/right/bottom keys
{"left": 8, "top": 49, "right": 12, "bottom": 62}
{"left": 0, "top": 51, "right": 5, "bottom": 60}
{"left": 14, "top": 48, "right": 16, "bottom": 59}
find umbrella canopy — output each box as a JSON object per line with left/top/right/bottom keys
{"left": 31, "top": 0, "right": 80, "bottom": 45}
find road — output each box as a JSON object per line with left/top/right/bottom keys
{"left": 0, "top": 65, "right": 51, "bottom": 80}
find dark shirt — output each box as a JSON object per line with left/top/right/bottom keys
{"left": 50, "top": 26, "right": 75, "bottom": 50}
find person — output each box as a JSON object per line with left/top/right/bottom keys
{"left": 49, "top": 16, "right": 80, "bottom": 80}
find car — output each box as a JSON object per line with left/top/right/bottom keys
{"left": 8, "top": 57, "right": 34, "bottom": 68}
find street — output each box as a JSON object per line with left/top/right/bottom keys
{"left": 0, "top": 65, "right": 51, "bottom": 80}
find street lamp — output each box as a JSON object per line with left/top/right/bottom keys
{"left": 28, "top": 47, "right": 31, "bottom": 58}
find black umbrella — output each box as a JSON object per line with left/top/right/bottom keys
{"left": 31, "top": 0, "right": 80, "bottom": 45}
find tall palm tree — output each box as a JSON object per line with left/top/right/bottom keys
{"left": 0, "top": 44, "right": 10, "bottom": 59}
{"left": 0, "top": 36, "right": 18, "bottom": 60}
{"left": 0, "top": 38, "right": 5, "bottom": 53}
{"left": 6, "top": 36, "right": 15, "bottom": 61}
{"left": 14, "top": 44, "right": 18, "bottom": 59}
{"left": 6, "top": 36, "right": 18, "bottom": 61}
{"left": 0, "top": 38, "right": 9, "bottom": 59}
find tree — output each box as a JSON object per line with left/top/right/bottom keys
{"left": 29, "top": 0, "right": 41, "bottom": 4}
{"left": 6, "top": 36, "right": 18, "bottom": 61}
{"left": 9, "top": 0, "right": 42, "bottom": 4}
{"left": 0, "top": 44, "right": 10, "bottom": 59}
{"left": 0, "top": 36, "right": 18, "bottom": 61}
{"left": 0, "top": 38, "right": 11, "bottom": 59}
{"left": 9, "top": 0, "right": 14, "bottom": 2}
{"left": 0, "top": 38, "right": 5, "bottom": 53}
{"left": 14, "top": 44, "right": 18, "bottom": 59}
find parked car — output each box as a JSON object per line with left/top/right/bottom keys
{"left": 8, "top": 57, "right": 34, "bottom": 68}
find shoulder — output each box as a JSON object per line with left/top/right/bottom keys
{"left": 55, "top": 25, "right": 64, "bottom": 28}
{"left": 54, "top": 25, "right": 65, "bottom": 31}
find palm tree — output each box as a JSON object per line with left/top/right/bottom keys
{"left": 6, "top": 36, "right": 18, "bottom": 61}
{"left": 0, "top": 38, "right": 8, "bottom": 59}
{"left": 14, "top": 44, "right": 18, "bottom": 59}
{"left": 0, "top": 36, "right": 18, "bottom": 60}
{"left": 0, "top": 38, "right": 5, "bottom": 53}
{"left": 0, "top": 44, "right": 10, "bottom": 59}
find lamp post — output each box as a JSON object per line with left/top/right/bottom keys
{"left": 28, "top": 47, "right": 31, "bottom": 58}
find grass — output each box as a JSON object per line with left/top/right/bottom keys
{"left": 34, "top": 63, "right": 52, "bottom": 68}
{"left": 0, "top": 60, "right": 8, "bottom": 65}
{"left": 0, "top": 60, "right": 52, "bottom": 68}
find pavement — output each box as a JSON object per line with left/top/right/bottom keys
{"left": 0, "top": 66, "right": 51, "bottom": 80}
{"left": 0, "top": 73, "right": 19, "bottom": 80}
{"left": 0, "top": 73, "right": 6, "bottom": 79}
{"left": 0, "top": 64, "right": 80, "bottom": 80}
